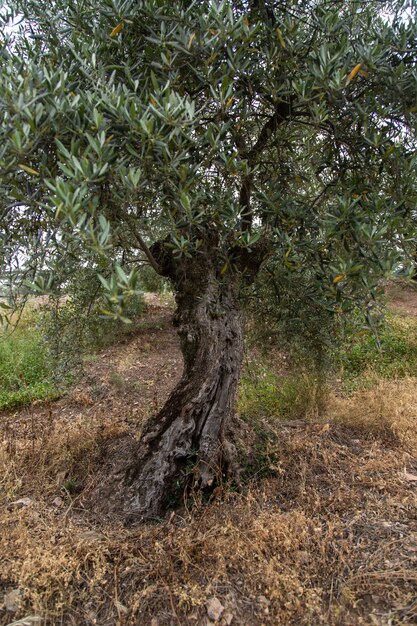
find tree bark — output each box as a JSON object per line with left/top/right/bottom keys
{"left": 124, "top": 246, "right": 247, "bottom": 520}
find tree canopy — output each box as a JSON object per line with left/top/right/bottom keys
{"left": 1, "top": 0, "right": 416, "bottom": 309}
{"left": 0, "top": 0, "right": 416, "bottom": 517}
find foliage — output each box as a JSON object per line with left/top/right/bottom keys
{"left": 41, "top": 267, "right": 145, "bottom": 380}
{"left": 0, "top": 271, "right": 145, "bottom": 410}
{"left": 138, "top": 264, "right": 169, "bottom": 294}
{"left": 0, "top": 0, "right": 415, "bottom": 319}
{"left": 339, "top": 310, "right": 417, "bottom": 389}
{"left": 245, "top": 295, "right": 417, "bottom": 408}
{"left": 247, "top": 261, "right": 345, "bottom": 369}
{"left": 238, "top": 359, "right": 327, "bottom": 422}
{"left": 0, "top": 309, "right": 61, "bottom": 410}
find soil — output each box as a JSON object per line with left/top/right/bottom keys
{"left": 1, "top": 300, "right": 182, "bottom": 444}
{"left": 385, "top": 279, "right": 417, "bottom": 316}
{"left": 0, "top": 286, "right": 416, "bottom": 626}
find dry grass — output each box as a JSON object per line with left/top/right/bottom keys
{"left": 1, "top": 377, "right": 416, "bottom": 626}
{"left": 327, "top": 377, "right": 417, "bottom": 454}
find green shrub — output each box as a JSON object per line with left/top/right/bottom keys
{"left": 0, "top": 268, "right": 146, "bottom": 410}
{"left": 0, "top": 311, "right": 61, "bottom": 410}
{"left": 247, "top": 262, "right": 343, "bottom": 372}
{"left": 237, "top": 360, "right": 327, "bottom": 423}
{"left": 40, "top": 269, "right": 145, "bottom": 382}
{"left": 139, "top": 265, "right": 170, "bottom": 294}
{"left": 339, "top": 312, "right": 417, "bottom": 389}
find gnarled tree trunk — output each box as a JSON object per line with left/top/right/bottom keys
{"left": 124, "top": 247, "right": 246, "bottom": 519}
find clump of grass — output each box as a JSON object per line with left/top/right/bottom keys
{"left": 0, "top": 290, "right": 146, "bottom": 411}
{"left": 237, "top": 360, "right": 327, "bottom": 423}
{"left": 0, "top": 409, "right": 415, "bottom": 626}
{"left": 339, "top": 312, "right": 417, "bottom": 390}
{"left": 327, "top": 377, "right": 417, "bottom": 452}
{"left": 236, "top": 359, "right": 328, "bottom": 481}
{"left": 0, "top": 311, "right": 62, "bottom": 411}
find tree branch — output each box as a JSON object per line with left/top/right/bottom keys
{"left": 122, "top": 212, "right": 162, "bottom": 275}
{"left": 248, "top": 100, "right": 291, "bottom": 162}
{"left": 237, "top": 99, "right": 292, "bottom": 231}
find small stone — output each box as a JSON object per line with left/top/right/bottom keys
{"left": 4, "top": 588, "right": 22, "bottom": 612}
{"left": 52, "top": 497, "right": 64, "bottom": 507}
{"left": 206, "top": 597, "right": 224, "bottom": 622}
{"left": 258, "top": 595, "right": 270, "bottom": 614}
{"left": 9, "top": 497, "right": 32, "bottom": 509}
{"left": 222, "top": 611, "right": 234, "bottom": 625}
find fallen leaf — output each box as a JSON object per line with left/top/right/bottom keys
{"left": 6, "top": 617, "right": 42, "bottom": 626}
{"left": 56, "top": 471, "right": 67, "bottom": 486}
{"left": 9, "top": 497, "right": 32, "bottom": 508}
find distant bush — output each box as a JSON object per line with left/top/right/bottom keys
{"left": 0, "top": 309, "right": 61, "bottom": 410}
{"left": 339, "top": 312, "right": 417, "bottom": 389}
{"left": 139, "top": 264, "right": 170, "bottom": 294}
{"left": 247, "top": 262, "right": 343, "bottom": 372}
{"left": 0, "top": 268, "right": 146, "bottom": 409}
{"left": 237, "top": 359, "right": 328, "bottom": 423}
{"left": 37, "top": 266, "right": 145, "bottom": 381}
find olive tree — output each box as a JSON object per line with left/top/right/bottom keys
{"left": 0, "top": 0, "right": 416, "bottom": 518}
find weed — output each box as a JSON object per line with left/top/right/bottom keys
{"left": 0, "top": 310, "right": 63, "bottom": 410}
{"left": 236, "top": 358, "right": 328, "bottom": 482}
{"left": 238, "top": 428, "right": 279, "bottom": 483}
{"left": 339, "top": 312, "right": 417, "bottom": 390}
{"left": 63, "top": 477, "right": 83, "bottom": 495}
{"left": 109, "top": 370, "right": 126, "bottom": 389}
{"left": 237, "top": 360, "right": 327, "bottom": 422}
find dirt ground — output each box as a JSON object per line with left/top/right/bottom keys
{"left": 0, "top": 300, "right": 182, "bottom": 444}
{"left": 385, "top": 280, "right": 417, "bottom": 317}
{"left": 0, "top": 288, "right": 417, "bottom": 626}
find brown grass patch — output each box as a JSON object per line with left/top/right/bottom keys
{"left": 327, "top": 377, "right": 417, "bottom": 453}
{"left": 1, "top": 386, "right": 416, "bottom": 626}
